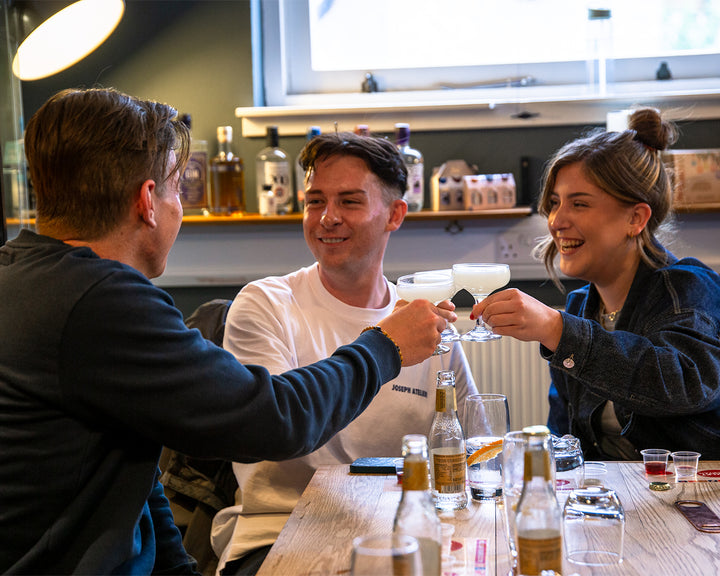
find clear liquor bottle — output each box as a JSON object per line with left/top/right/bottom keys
{"left": 393, "top": 434, "right": 442, "bottom": 576}
{"left": 209, "top": 126, "right": 245, "bottom": 215}
{"left": 515, "top": 425, "right": 563, "bottom": 576}
{"left": 394, "top": 123, "right": 424, "bottom": 212}
{"left": 256, "top": 125, "right": 292, "bottom": 215}
{"left": 428, "top": 370, "right": 468, "bottom": 511}
{"left": 294, "top": 126, "right": 321, "bottom": 213}
{"left": 178, "top": 114, "right": 208, "bottom": 215}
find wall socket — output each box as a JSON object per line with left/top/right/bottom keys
{"left": 496, "top": 233, "right": 537, "bottom": 264}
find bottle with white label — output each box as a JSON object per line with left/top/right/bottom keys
{"left": 515, "top": 425, "right": 563, "bottom": 576}
{"left": 395, "top": 123, "right": 424, "bottom": 212}
{"left": 256, "top": 125, "right": 292, "bottom": 214}
{"left": 428, "top": 370, "right": 467, "bottom": 511}
{"left": 393, "top": 434, "right": 442, "bottom": 576}
{"left": 295, "top": 126, "right": 321, "bottom": 212}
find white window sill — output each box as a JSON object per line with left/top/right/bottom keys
{"left": 236, "top": 78, "right": 720, "bottom": 137}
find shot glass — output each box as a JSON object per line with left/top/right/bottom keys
{"left": 350, "top": 534, "right": 421, "bottom": 576}
{"left": 640, "top": 448, "right": 670, "bottom": 476}
{"left": 440, "top": 523, "right": 455, "bottom": 567}
{"left": 464, "top": 394, "right": 510, "bottom": 500}
{"left": 672, "top": 451, "right": 701, "bottom": 480}
{"left": 582, "top": 461, "right": 608, "bottom": 487}
{"left": 563, "top": 485, "right": 625, "bottom": 566}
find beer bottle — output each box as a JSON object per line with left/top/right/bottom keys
{"left": 515, "top": 425, "right": 563, "bottom": 575}
{"left": 428, "top": 370, "right": 468, "bottom": 511}
{"left": 393, "top": 434, "right": 441, "bottom": 576}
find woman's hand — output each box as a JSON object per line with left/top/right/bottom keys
{"left": 472, "top": 288, "right": 563, "bottom": 352}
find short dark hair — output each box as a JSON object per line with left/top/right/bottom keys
{"left": 299, "top": 132, "right": 407, "bottom": 202}
{"left": 25, "top": 88, "right": 190, "bottom": 239}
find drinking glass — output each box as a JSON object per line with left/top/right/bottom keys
{"left": 465, "top": 394, "right": 510, "bottom": 500}
{"left": 563, "top": 485, "right": 625, "bottom": 566}
{"left": 350, "top": 534, "right": 421, "bottom": 576}
{"left": 396, "top": 271, "right": 456, "bottom": 355}
{"left": 451, "top": 263, "right": 511, "bottom": 342}
{"left": 552, "top": 434, "right": 584, "bottom": 506}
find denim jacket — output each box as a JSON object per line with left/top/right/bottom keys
{"left": 544, "top": 249, "right": 720, "bottom": 460}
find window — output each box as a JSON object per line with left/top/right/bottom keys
{"left": 258, "top": 0, "right": 720, "bottom": 107}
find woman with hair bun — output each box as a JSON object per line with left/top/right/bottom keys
{"left": 474, "top": 107, "right": 720, "bottom": 460}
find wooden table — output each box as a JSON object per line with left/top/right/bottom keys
{"left": 256, "top": 462, "right": 720, "bottom": 575}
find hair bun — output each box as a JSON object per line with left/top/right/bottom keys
{"left": 628, "top": 107, "right": 678, "bottom": 151}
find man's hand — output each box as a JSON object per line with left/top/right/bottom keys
{"left": 377, "top": 299, "right": 457, "bottom": 366}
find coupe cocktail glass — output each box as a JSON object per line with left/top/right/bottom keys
{"left": 451, "top": 263, "right": 510, "bottom": 342}
{"left": 396, "top": 271, "right": 456, "bottom": 355}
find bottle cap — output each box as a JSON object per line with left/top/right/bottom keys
{"left": 522, "top": 424, "right": 551, "bottom": 436}
{"left": 217, "top": 126, "right": 233, "bottom": 143}
{"left": 588, "top": 7, "right": 611, "bottom": 19}
{"left": 266, "top": 125, "right": 280, "bottom": 147}
{"left": 394, "top": 123, "right": 410, "bottom": 146}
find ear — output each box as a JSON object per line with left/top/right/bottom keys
{"left": 629, "top": 202, "right": 652, "bottom": 237}
{"left": 137, "top": 180, "right": 158, "bottom": 229}
{"left": 386, "top": 198, "right": 408, "bottom": 232}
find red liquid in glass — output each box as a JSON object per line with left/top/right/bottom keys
{"left": 645, "top": 461, "right": 666, "bottom": 475}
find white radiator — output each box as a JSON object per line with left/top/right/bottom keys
{"left": 457, "top": 327, "right": 551, "bottom": 431}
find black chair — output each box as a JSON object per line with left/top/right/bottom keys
{"left": 159, "top": 299, "right": 237, "bottom": 575}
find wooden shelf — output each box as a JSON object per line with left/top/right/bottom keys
{"left": 179, "top": 207, "right": 533, "bottom": 225}
{"left": 10, "top": 204, "right": 720, "bottom": 227}
{"left": 674, "top": 203, "right": 720, "bottom": 214}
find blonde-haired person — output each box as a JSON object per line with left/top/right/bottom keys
{"left": 474, "top": 107, "right": 720, "bottom": 460}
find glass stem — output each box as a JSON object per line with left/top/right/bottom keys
{"left": 474, "top": 294, "right": 488, "bottom": 330}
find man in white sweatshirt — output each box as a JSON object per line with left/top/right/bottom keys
{"left": 211, "top": 132, "right": 477, "bottom": 575}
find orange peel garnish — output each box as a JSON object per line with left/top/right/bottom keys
{"left": 467, "top": 439, "right": 504, "bottom": 466}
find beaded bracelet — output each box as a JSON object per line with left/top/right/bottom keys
{"left": 361, "top": 325, "right": 404, "bottom": 365}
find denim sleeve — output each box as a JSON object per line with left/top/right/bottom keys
{"left": 546, "top": 310, "right": 720, "bottom": 417}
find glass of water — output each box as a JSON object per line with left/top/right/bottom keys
{"left": 464, "top": 394, "right": 510, "bottom": 500}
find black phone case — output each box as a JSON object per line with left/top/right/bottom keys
{"left": 349, "top": 457, "right": 400, "bottom": 474}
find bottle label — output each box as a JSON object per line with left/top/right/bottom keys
{"left": 517, "top": 532, "right": 562, "bottom": 575}
{"left": 432, "top": 452, "right": 466, "bottom": 493}
{"left": 402, "top": 459, "right": 430, "bottom": 491}
{"left": 434, "top": 387, "right": 457, "bottom": 411}
{"left": 260, "top": 163, "right": 292, "bottom": 211}
{"left": 404, "top": 163, "right": 424, "bottom": 208}
{"left": 180, "top": 151, "right": 208, "bottom": 208}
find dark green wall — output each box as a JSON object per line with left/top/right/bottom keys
{"left": 20, "top": 0, "right": 720, "bottom": 215}
{"left": 17, "top": 0, "right": 720, "bottom": 315}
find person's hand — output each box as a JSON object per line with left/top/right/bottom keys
{"left": 377, "top": 299, "right": 456, "bottom": 366}
{"left": 472, "top": 288, "right": 563, "bottom": 352}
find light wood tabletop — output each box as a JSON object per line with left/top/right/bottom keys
{"left": 256, "top": 461, "right": 720, "bottom": 575}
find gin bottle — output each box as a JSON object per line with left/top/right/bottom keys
{"left": 395, "top": 123, "right": 424, "bottom": 212}
{"left": 515, "top": 425, "right": 562, "bottom": 575}
{"left": 209, "top": 126, "right": 245, "bottom": 215}
{"left": 178, "top": 114, "right": 208, "bottom": 215}
{"left": 256, "top": 125, "right": 292, "bottom": 214}
{"left": 428, "top": 370, "right": 467, "bottom": 511}
{"left": 393, "top": 434, "right": 442, "bottom": 576}
{"left": 294, "top": 126, "right": 321, "bottom": 212}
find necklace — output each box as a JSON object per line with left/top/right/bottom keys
{"left": 605, "top": 309, "right": 620, "bottom": 322}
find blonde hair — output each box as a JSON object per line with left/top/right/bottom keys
{"left": 534, "top": 107, "right": 678, "bottom": 289}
